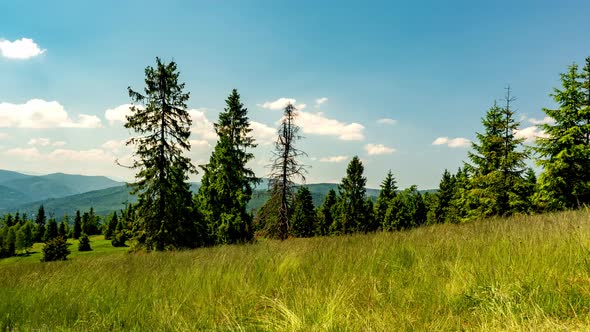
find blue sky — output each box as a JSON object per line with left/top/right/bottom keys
{"left": 1, "top": 0, "right": 589, "bottom": 188}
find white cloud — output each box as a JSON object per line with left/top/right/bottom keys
{"left": 377, "top": 118, "right": 397, "bottom": 125}
{"left": 528, "top": 116, "right": 555, "bottom": 125}
{"left": 0, "top": 133, "right": 8, "bottom": 140}
{"left": 319, "top": 155, "right": 348, "bottom": 163}
{"left": 104, "top": 104, "right": 138, "bottom": 125}
{"left": 0, "top": 38, "right": 45, "bottom": 59}
{"left": 4, "top": 147, "right": 42, "bottom": 160}
{"left": 258, "top": 97, "right": 307, "bottom": 111}
{"left": 189, "top": 109, "right": 217, "bottom": 141}
{"left": 365, "top": 143, "right": 396, "bottom": 155}
{"left": 298, "top": 111, "right": 365, "bottom": 141}
{"left": 28, "top": 138, "right": 66, "bottom": 147}
{"left": 250, "top": 121, "right": 276, "bottom": 145}
{"left": 315, "top": 97, "right": 328, "bottom": 108}
{"left": 49, "top": 148, "right": 110, "bottom": 162}
{"left": 432, "top": 137, "right": 471, "bottom": 148}
{"left": 189, "top": 139, "right": 211, "bottom": 148}
{"left": 514, "top": 126, "right": 549, "bottom": 143}
{"left": 0, "top": 99, "right": 102, "bottom": 128}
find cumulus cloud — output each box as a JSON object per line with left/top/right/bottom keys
{"left": 258, "top": 97, "right": 307, "bottom": 111}
{"left": 28, "top": 138, "right": 66, "bottom": 147}
{"left": 189, "top": 109, "right": 217, "bottom": 141}
{"left": 432, "top": 137, "right": 471, "bottom": 148}
{"left": 104, "top": 104, "right": 139, "bottom": 125}
{"left": 0, "top": 99, "right": 102, "bottom": 128}
{"left": 365, "top": 143, "right": 396, "bottom": 155}
{"left": 319, "top": 155, "right": 348, "bottom": 163}
{"left": 377, "top": 118, "right": 397, "bottom": 125}
{"left": 527, "top": 116, "right": 555, "bottom": 125}
{"left": 297, "top": 111, "right": 365, "bottom": 141}
{"left": 189, "top": 139, "right": 211, "bottom": 148}
{"left": 514, "top": 126, "right": 549, "bottom": 143}
{"left": 250, "top": 121, "right": 276, "bottom": 145}
{"left": 315, "top": 97, "right": 328, "bottom": 108}
{"left": 0, "top": 38, "right": 45, "bottom": 59}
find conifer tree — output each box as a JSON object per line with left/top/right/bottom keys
{"left": 78, "top": 233, "right": 92, "bottom": 251}
{"left": 105, "top": 212, "right": 118, "bottom": 240}
{"left": 467, "top": 88, "right": 529, "bottom": 217}
{"left": 44, "top": 219, "right": 58, "bottom": 242}
{"left": 73, "top": 210, "right": 82, "bottom": 239}
{"left": 34, "top": 205, "right": 46, "bottom": 242}
{"left": 317, "top": 189, "right": 337, "bottom": 236}
{"left": 126, "top": 57, "right": 201, "bottom": 250}
{"left": 535, "top": 59, "right": 590, "bottom": 210}
{"left": 263, "top": 103, "right": 307, "bottom": 240}
{"left": 337, "top": 156, "right": 367, "bottom": 234}
{"left": 291, "top": 186, "right": 316, "bottom": 237}
{"left": 434, "top": 169, "right": 456, "bottom": 223}
{"left": 58, "top": 220, "right": 68, "bottom": 238}
{"left": 3, "top": 227, "right": 16, "bottom": 257}
{"left": 375, "top": 170, "right": 397, "bottom": 229}
{"left": 198, "top": 89, "right": 258, "bottom": 244}
{"left": 41, "top": 236, "right": 70, "bottom": 262}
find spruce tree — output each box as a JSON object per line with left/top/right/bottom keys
{"left": 44, "top": 219, "right": 58, "bottom": 242}
{"left": 105, "top": 212, "right": 118, "bottom": 240}
{"left": 41, "top": 236, "right": 70, "bottom": 262}
{"left": 58, "top": 220, "right": 68, "bottom": 238}
{"left": 126, "top": 57, "right": 201, "bottom": 250}
{"left": 290, "top": 186, "right": 316, "bottom": 237}
{"left": 317, "top": 189, "right": 337, "bottom": 236}
{"left": 467, "top": 88, "right": 529, "bottom": 218}
{"left": 535, "top": 60, "right": 590, "bottom": 210}
{"left": 375, "top": 170, "right": 397, "bottom": 229}
{"left": 198, "top": 89, "right": 258, "bottom": 245}
{"left": 263, "top": 103, "right": 307, "bottom": 240}
{"left": 78, "top": 233, "right": 92, "bottom": 251}
{"left": 337, "top": 156, "right": 367, "bottom": 234}
{"left": 434, "top": 169, "right": 456, "bottom": 224}
{"left": 73, "top": 210, "right": 82, "bottom": 239}
{"left": 34, "top": 205, "right": 46, "bottom": 242}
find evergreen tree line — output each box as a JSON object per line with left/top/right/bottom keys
{"left": 121, "top": 55, "right": 590, "bottom": 249}
{"left": 3, "top": 56, "right": 588, "bottom": 253}
{"left": 0, "top": 205, "right": 132, "bottom": 260}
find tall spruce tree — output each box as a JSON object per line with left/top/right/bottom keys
{"left": 43, "top": 219, "right": 58, "bottom": 242}
{"left": 375, "top": 170, "right": 397, "bottom": 229}
{"left": 467, "top": 88, "right": 529, "bottom": 218}
{"left": 73, "top": 210, "right": 82, "bottom": 239}
{"left": 291, "top": 186, "right": 316, "bottom": 237}
{"left": 337, "top": 156, "right": 367, "bottom": 234}
{"left": 198, "top": 89, "right": 258, "bottom": 244}
{"left": 263, "top": 103, "right": 307, "bottom": 240}
{"left": 34, "top": 205, "right": 46, "bottom": 242}
{"left": 434, "top": 169, "right": 456, "bottom": 224}
{"left": 317, "top": 189, "right": 337, "bottom": 236}
{"left": 535, "top": 60, "right": 590, "bottom": 210}
{"left": 105, "top": 212, "right": 118, "bottom": 240}
{"left": 126, "top": 57, "right": 201, "bottom": 250}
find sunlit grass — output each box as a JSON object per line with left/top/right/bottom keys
{"left": 1, "top": 210, "right": 590, "bottom": 331}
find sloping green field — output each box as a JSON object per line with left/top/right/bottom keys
{"left": 1, "top": 210, "right": 590, "bottom": 331}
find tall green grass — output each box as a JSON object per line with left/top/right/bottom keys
{"left": 1, "top": 210, "right": 590, "bottom": 331}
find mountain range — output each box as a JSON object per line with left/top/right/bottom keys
{"left": 0, "top": 169, "right": 420, "bottom": 218}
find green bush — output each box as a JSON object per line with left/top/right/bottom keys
{"left": 78, "top": 233, "right": 92, "bottom": 252}
{"left": 111, "top": 231, "right": 127, "bottom": 247}
{"left": 41, "top": 236, "right": 70, "bottom": 262}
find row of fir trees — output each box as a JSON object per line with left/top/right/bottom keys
{"left": 2, "top": 55, "right": 589, "bottom": 254}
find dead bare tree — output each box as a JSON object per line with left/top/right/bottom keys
{"left": 267, "top": 103, "right": 307, "bottom": 240}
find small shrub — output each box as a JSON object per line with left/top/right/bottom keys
{"left": 111, "top": 231, "right": 127, "bottom": 247}
{"left": 41, "top": 236, "right": 70, "bottom": 262}
{"left": 78, "top": 233, "right": 92, "bottom": 251}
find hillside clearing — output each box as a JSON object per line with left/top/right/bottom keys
{"left": 1, "top": 210, "right": 590, "bottom": 331}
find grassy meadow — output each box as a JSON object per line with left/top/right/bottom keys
{"left": 1, "top": 210, "right": 590, "bottom": 331}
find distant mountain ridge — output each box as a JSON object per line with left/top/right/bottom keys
{"left": 0, "top": 170, "right": 123, "bottom": 214}
{"left": 0, "top": 169, "right": 435, "bottom": 218}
